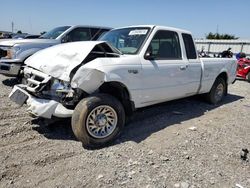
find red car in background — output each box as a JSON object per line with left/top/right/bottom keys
{"left": 237, "top": 58, "right": 250, "bottom": 82}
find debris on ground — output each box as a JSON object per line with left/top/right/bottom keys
{"left": 188, "top": 126, "right": 197, "bottom": 131}
{"left": 240, "top": 148, "right": 249, "bottom": 161}
{"left": 236, "top": 183, "right": 244, "bottom": 188}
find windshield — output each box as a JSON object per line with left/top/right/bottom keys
{"left": 39, "top": 26, "right": 70, "bottom": 39}
{"left": 99, "top": 27, "right": 150, "bottom": 54}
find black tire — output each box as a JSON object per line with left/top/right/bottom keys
{"left": 205, "top": 77, "right": 226, "bottom": 104}
{"left": 246, "top": 72, "right": 250, "bottom": 83}
{"left": 71, "top": 94, "right": 125, "bottom": 149}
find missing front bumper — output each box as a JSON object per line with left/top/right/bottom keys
{"left": 9, "top": 85, "right": 73, "bottom": 119}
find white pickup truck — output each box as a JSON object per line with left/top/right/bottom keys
{"left": 9, "top": 25, "right": 237, "bottom": 148}
{"left": 0, "top": 25, "right": 111, "bottom": 78}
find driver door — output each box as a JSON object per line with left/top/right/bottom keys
{"left": 140, "top": 30, "right": 190, "bottom": 106}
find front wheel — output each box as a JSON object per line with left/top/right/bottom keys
{"left": 71, "top": 94, "right": 125, "bottom": 149}
{"left": 205, "top": 77, "right": 226, "bottom": 104}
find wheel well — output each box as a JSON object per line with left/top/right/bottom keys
{"left": 217, "top": 72, "right": 228, "bottom": 95}
{"left": 99, "top": 82, "right": 135, "bottom": 115}
{"left": 217, "top": 72, "right": 228, "bottom": 84}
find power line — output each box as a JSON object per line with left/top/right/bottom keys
{"left": 11, "top": 22, "right": 14, "bottom": 33}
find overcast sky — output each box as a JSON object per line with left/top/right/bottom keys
{"left": 1, "top": 0, "right": 249, "bottom": 39}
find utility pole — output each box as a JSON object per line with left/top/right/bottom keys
{"left": 11, "top": 22, "right": 14, "bottom": 33}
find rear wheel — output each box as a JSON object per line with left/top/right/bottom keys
{"left": 71, "top": 94, "right": 125, "bottom": 149}
{"left": 205, "top": 77, "right": 226, "bottom": 104}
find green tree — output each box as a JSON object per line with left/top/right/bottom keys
{"left": 206, "top": 32, "right": 238, "bottom": 40}
{"left": 17, "top": 30, "right": 22, "bottom": 34}
{"left": 40, "top": 31, "right": 46, "bottom": 35}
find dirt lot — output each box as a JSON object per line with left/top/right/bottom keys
{"left": 0, "top": 74, "right": 249, "bottom": 188}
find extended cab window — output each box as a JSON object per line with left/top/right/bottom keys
{"left": 147, "top": 30, "right": 181, "bottom": 60}
{"left": 182, "top": 33, "right": 197, "bottom": 59}
{"left": 67, "top": 28, "right": 91, "bottom": 42}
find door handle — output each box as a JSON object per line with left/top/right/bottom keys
{"left": 128, "top": 69, "right": 139, "bottom": 74}
{"left": 180, "top": 65, "right": 188, "bottom": 70}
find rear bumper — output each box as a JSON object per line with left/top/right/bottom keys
{"left": 0, "top": 60, "right": 22, "bottom": 77}
{"left": 9, "top": 85, "right": 73, "bottom": 119}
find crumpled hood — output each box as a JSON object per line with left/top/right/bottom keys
{"left": 25, "top": 41, "right": 106, "bottom": 81}
{"left": 0, "top": 39, "right": 58, "bottom": 47}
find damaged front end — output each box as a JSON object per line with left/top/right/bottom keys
{"left": 24, "top": 67, "right": 87, "bottom": 108}
{"left": 9, "top": 41, "right": 121, "bottom": 119}
{"left": 10, "top": 67, "right": 87, "bottom": 118}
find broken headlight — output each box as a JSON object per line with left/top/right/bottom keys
{"left": 51, "top": 79, "right": 71, "bottom": 92}
{"left": 41, "top": 78, "right": 87, "bottom": 109}
{"left": 41, "top": 78, "right": 73, "bottom": 99}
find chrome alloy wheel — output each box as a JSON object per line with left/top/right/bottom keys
{"left": 214, "top": 83, "right": 224, "bottom": 102}
{"left": 86, "top": 105, "right": 118, "bottom": 139}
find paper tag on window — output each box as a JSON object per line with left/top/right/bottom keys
{"left": 128, "top": 30, "right": 148, "bottom": 35}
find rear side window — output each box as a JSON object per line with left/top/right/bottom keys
{"left": 182, "top": 33, "right": 197, "bottom": 59}
{"left": 147, "top": 30, "right": 182, "bottom": 60}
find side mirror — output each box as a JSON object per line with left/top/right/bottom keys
{"left": 144, "top": 45, "right": 154, "bottom": 60}
{"left": 144, "top": 52, "right": 154, "bottom": 60}
{"left": 61, "top": 35, "right": 69, "bottom": 43}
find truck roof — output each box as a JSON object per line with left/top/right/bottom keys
{"left": 113, "top": 25, "right": 192, "bottom": 35}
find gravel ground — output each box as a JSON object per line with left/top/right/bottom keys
{"left": 0, "top": 74, "right": 249, "bottom": 188}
